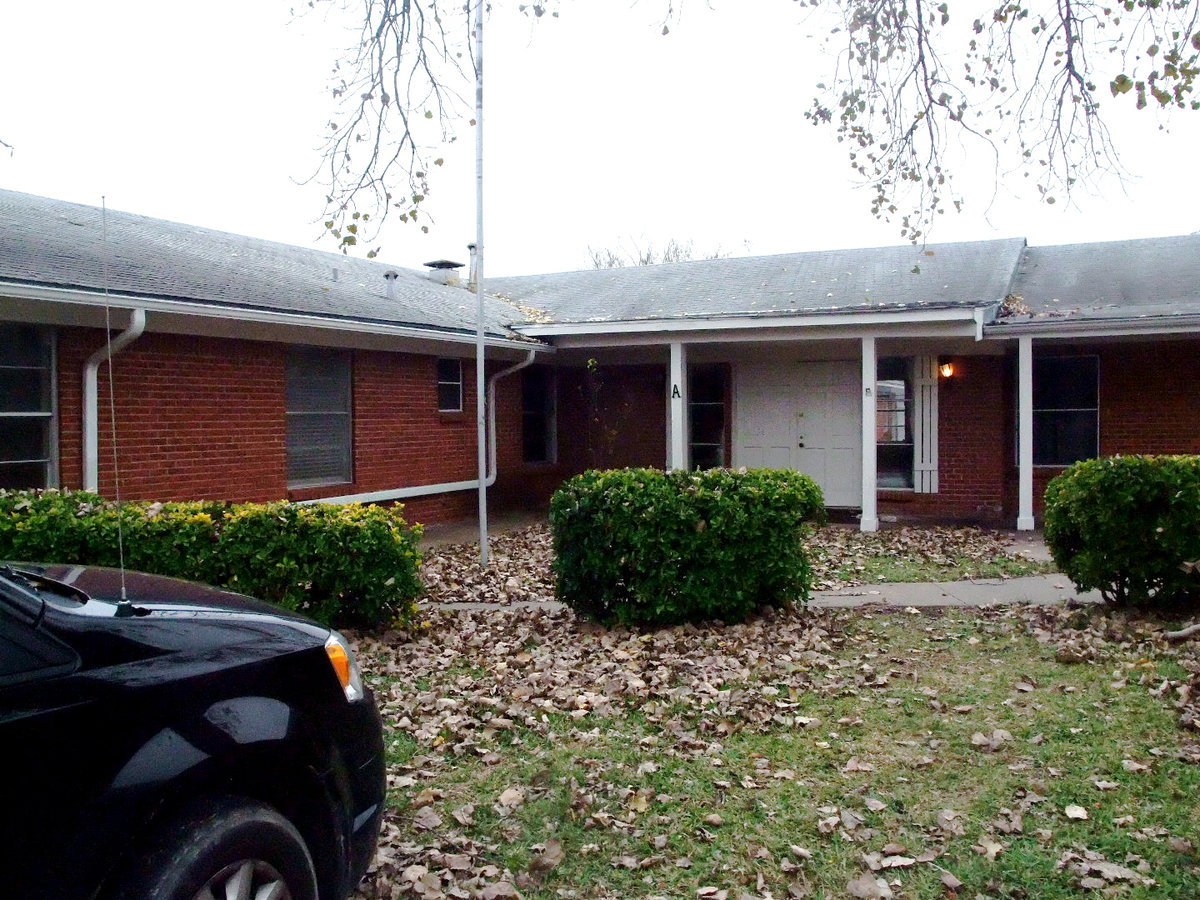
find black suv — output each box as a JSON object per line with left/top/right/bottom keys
{"left": 0, "top": 563, "right": 385, "bottom": 900}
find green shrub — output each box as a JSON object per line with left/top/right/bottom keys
{"left": 0, "top": 489, "right": 422, "bottom": 628}
{"left": 216, "top": 501, "right": 422, "bottom": 627}
{"left": 549, "top": 467, "right": 825, "bottom": 626}
{"left": 1043, "top": 455, "right": 1200, "bottom": 607}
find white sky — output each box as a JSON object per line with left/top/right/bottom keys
{"left": 2, "top": 0, "right": 1196, "bottom": 277}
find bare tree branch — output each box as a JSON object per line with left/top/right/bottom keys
{"left": 303, "top": 0, "right": 477, "bottom": 254}
{"left": 312, "top": 0, "right": 1200, "bottom": 251}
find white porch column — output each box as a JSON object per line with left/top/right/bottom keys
{"left": 1017, "top": 336, "right": 1036, "bottom": 530}
{"left": 667, "top": 341, "right": 688, "bottom": 470}
{"left": 860, "top": 337, "right": 879, "bottom": 532}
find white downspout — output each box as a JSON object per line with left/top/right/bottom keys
{"left": 83, "top": 309, "right": 146, "bottom": 491}
{"left": 304, "top": 349, "right": 538, "bottom": 506}
{"left": 487, "top": 350, "right": 538, "bottom": 482}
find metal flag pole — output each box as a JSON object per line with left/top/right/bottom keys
{"left": 474, "top": 0, "right": 489, "bottom": 566}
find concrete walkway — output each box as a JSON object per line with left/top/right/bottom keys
{"left": 810, "top": 573, "right": 1100, "bottom": 608}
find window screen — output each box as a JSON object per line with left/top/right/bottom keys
{"left": 521, "top": 366, "right": 555, "bottom": 463}
{"left": 876, "top": 357, "right": 914, "bottom": 489}
{"left": 437, "top": 358, "right": 463, "bottom": 412}
{"left": 0, "top": 325, "right": 54, "bottom": 490}
{"left": 1033, "top": 356, "right": 1098, "bottom": 466}
{"left": 688, "top": 365, "right": 726, "bottom": 470}
{"left": 285, "top": 348, "right": 352, "bottom": 488}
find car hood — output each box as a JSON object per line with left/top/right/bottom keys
{"left": 35, "top": 565, "right": 318, "bottom": 625}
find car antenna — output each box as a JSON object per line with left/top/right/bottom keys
{"left": 101, "top": 197, "right": 132, "bottom": 616}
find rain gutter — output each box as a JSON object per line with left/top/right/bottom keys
{"left": 0, "top": 280, "right": 535, "bottom": 352}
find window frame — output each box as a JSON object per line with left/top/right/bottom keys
{"left": 1032, "top": 355, "right": 1099, "bottom": 468}
{"left": 284, "top": 347, "right": 353, "bottom": 490}
{"left": 876, "top": 357, "right": 914, "bottom": 490}
{"left": 0, "top": 324, "right": 57, "bottom": 491}
{"left": 436, "top": 358, "right": 464, "bottom": 413}
{"left": 520, "top": 365, "right": 557, "bottom": 465}
{"left": 687, "top": 364, "right": 727, "bottom": 470}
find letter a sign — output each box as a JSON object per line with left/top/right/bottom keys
{"left": 671, "top": 384, "right": 682, "bottom": 399}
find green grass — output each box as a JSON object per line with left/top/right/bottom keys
{"left": 357, "top": 607, "right": 1200, "bottom": 899}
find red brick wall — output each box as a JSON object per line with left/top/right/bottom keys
{"left": 1099, "top": 340, "right": 1200, "bottom": 454}
{"left": 347, "top": 352, "right": 478, "bottom": 492}
{"left": 490, "top": 362, "right": 669, "bottom": 511}
{"left": 51, "top": 327, "right": 520, "bottom": 526}
{"left": 1015, "top": 339, "right": 1200, "bottom": 518}
{"left": 880, "top": 354, "right": 1011, "bottom": 525}
{"left": 57, "top": 330, "right": 288, "bottom": 502}
{"left": 556, "top": 363, "right": 667, "bottom": 473}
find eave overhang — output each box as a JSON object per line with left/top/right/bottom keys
{"left": 984, "top": 314, "right": 1200, "bottom": 341}
{"left": 514, "top": 304, "right": 993, "bottom": 343}
{"left": 1, "top": 279, "right": 544, "bottom": 353}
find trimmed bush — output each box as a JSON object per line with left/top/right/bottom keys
{"left": 549, "top": 467, "right": 825, "bottom": 625}
{"left": 0, "top": 489, "right": 422, "bottom": 628}
{"left": 1043, "top": 455, "right": 1200, "bottom": 607}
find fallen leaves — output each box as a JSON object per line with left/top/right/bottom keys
{"left": 347, "top": 526, "right": 1200, "bottom": 900}
{"left": 972, "top": 836, "right": 1007, "bottom": 860}
{"left": 1058, "top": 847, "right": 1158, "bottom": 889}
{"left": 970, "top": 728, "right": 1014, "bottom": 752}
{"left": 846, "top": 872, "right": 893, "bottom": 899}
{"left": 411, "top": 806, "right": 443, "bottom": 831}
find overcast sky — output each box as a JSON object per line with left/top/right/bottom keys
{"left": 2, "top": 0, "right": 1196, "bottom": 276}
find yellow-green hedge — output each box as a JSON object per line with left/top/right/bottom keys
{"left": 0, "top": 489, "right": 422, "bottom": 628}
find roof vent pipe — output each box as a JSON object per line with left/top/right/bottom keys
{"left": 384, "top": 269, "right": 399, "bottom": 299}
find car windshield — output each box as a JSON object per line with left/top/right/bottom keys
{"left": 0, "top": 566, "right": 88, "bottom": 611}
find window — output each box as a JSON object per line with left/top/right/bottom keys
{"left": 0, "top": 325, "right": 55, "bottom": 490}
{"left": 876, "top": 357, "right": 914, "bottom": 489}
{"left": 521, "top": 366, "right": 556, "bottom": 463}
{"left": 1033, "top": 356, "right": 1098, "bottom": 466}
{"left": 688, "top": 365, "right": 726, "bottom": 470}
{"left": 436, "top": 358, "right": 463, "bottom": 413}
{"left": 285, "top": 348, "right": 352, "bottom": 488}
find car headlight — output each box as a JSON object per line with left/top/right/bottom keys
{"left": 324, "top": 631, "right": 365, "bottom": 702}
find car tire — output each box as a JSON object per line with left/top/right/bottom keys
{"left": 110, "top": 795, "right": 318, "bottom": 900}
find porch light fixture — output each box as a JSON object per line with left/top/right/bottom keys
{"left": 939, "top": 360, "right": 955, "bottom": 378}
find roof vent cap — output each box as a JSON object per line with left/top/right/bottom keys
{"left": 423, "top": 259, "right": 465, "bottom": 286}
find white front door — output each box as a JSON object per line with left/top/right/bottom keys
{"left": 735, "top": 361, "right": 862, "bottom": 507}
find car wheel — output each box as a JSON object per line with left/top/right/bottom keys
{"left": 111, "top": 796, "right": 318, "bottom": 900}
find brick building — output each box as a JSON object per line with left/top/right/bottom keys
{"left": 4, "top": 190, "right": 1199, "bottom": 530}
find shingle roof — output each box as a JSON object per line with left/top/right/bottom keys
{"left": 1000, "top": 234, "right": 1200, "bottom": 324}
{"left": 487, "top": 238, "right": 1027, "bottom": 325}
{"left": 0, "top": 189, "right": 522, "bottom": 339}
{"left": 7, "top": 189, "right": 1198, "bottom": 339}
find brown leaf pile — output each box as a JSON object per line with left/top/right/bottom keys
{"left": 418, "top": 523, "right": 1031, "bottom": 605}
{"left": 805, "top": 525, "right": 1027, "bottom": 589}
{"left": 353, "top": 603, "right": 868, "bottom": 897}
{"left": 420, "top": 526, "right": 557, "bottom": 606}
